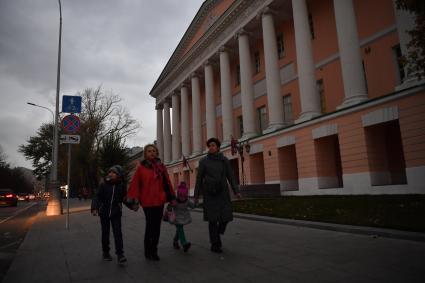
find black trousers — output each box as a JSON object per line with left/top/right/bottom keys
{"left": 143, "top": 205, "right": 164, "bottom": 255}
{"left": 100, "top": 215, "right": 123, "bottom": 255}
{"left": 208, "top": 221, "right": 228, "bottom": 246}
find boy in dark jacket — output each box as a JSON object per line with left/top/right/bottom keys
{"left": 91, "top": 165, "right": 128, "bottom": 263}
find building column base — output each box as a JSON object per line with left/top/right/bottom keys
{"left": 395, "top": 77, "right": 425, "bottom": 92}
{"left": 263, "top": 123, "right": 285, "bottom": 134}
{"left": 240, "top": 132, "right": 258, "bottom": 141}
{"left": 295, "top": 111, "right": 321, "bottom": 124}
{"left": 337, "top": 94, "right": 368, "bottom": 110}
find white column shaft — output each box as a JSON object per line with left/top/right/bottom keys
{"left": 171, "top": 94, "right": 181, "bottom": 161}
{"left": 292, "top": 0, "right": 321, "bottom": 122}
{"left": 262, "top": 11, "right": 284, "bottom": 131}
{"left": 219, "top": 50, "right": 234, "bottom": 144}
{"left": 238, "top": 32, "right": 257, "bottom": 139}
{"left": 191, "top": 76, "right": 202, "bottom": 154}
{"left": 334, "top": 0, "right": 367, "bottom": 107}
{"left": 204, "top": 64, "right": 216, "bottom": 139}
{"left": 156, "top": 108, "right": 164, "bottom": 162}
{"left": 163, "top": 101, "right": 172, "bottom": 163}
{"left": 180, "top": 86, "right": 190, "bottom": 157}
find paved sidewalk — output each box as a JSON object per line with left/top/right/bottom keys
{"left": 3, "top": 199, "right": 425, "bottom": 283}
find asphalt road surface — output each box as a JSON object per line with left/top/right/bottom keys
{"left": 0, "top": 201, "right": 45, "bottom": 282}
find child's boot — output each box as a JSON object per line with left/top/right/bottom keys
{"left": 183, "top": 242, "right": 191, "bottom": 253}
{"left": 173, "top": 240, "right": 180, "bottom": 249}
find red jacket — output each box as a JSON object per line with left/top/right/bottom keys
{"left": 128, "top": 161, "right": 175, "bottom": 207}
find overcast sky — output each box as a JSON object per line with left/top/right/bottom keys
{"left": 0, "top": 0, "right": 202, "bottom": 168}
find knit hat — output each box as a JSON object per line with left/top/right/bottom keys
{"left": 108, "top": 165, "right": 124, "bottom": 178}
{"left": 177, "top": 182, "right": 189, "bottom": 198}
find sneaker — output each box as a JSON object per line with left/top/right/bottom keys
{"left": 183, "top": 242, "right": 191, "bottom": 253}
{"left": 117, "top": 254, "right": 127, "bottom": 263}
{"left": 173, "top": 240, "right": 180, "bottom": 250}
{"left": 103, "top": 253, "right": 112, "bottom": 261}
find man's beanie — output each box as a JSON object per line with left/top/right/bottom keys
{"left": 109, "top": 165, "right": 124, "bottom": 178}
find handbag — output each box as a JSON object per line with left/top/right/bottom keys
{"left": 163, "top": 204, "right": 176, "bottom": 224}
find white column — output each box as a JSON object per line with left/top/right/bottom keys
{"left": 237, "top": 30, "right": 257, "bottom": 139}
{"left": 163, "top": 101, "right": 172, "bottom": 163}
{"left": 156, "top": 105, "right": 164, "bottom": 162}
{"left": 171, "top": 93, "right": 181, "bottom": 161}
{"left": 292, "top": 0, "right": 321, "bottom": 123}
{"left": 262, "top": 8, "right": 284, "bottom": 132}
{"left": 219, "top": 47, "right": 234, "bottom": 145}
{"left": 334, "top": 0, "right": 368, "bottom": 108}
{"left": 204, "top": 62, "right": 216, "bottom": 139}
{"left": 180, "top": 84, "right": 190, "bottom": 157}
{"left": 191, "top": 74, "right": 202, "bottom": 155}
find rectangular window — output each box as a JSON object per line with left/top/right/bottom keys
{"left": 308, "top": 13, "right": 315, "bottom": 40}
{"left": 316, "top": 79, "right": 326, "bottom": 113}
{"left": 236, "top": 65, "right": 241, "bottom": 86}
{"left": 254, "top": 51, "right": 261, "bottom": 74}
{"left": 392, "top": 44, "right": 406, "bottom": 84}
{"left": 257, "top": 106, "right": 268, "bottom": 132}
{"left": 237, "top": 115, "right": 244, "bottom": 138}
{"left": 283, "top": 95, "right": 293, "bottom": 124}
{"left": 277, "top": 32, "right": 285, "bottom": 59}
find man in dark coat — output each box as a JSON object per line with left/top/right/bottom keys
{"left": 91, "top": 165, "right": 128, "bottom": 263}
{"left": 194, "top": 138, "right": 241, "bottom": 253}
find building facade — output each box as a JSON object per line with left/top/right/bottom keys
{"left": 150, "top": 0, "right": 425, "bottom": 196}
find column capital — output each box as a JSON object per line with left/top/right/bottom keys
{"left": 235, "top": 28, "right": 253, "bottom": 40}
{"left": 190, "top": 72, "right": 202, "bottom": 79}
{"left": 180, "top": 83, "right": 189, "bottom": 90}
{"left": 257, "top": 6, "right": 276, "bottom": 19}
{"left": 155, "top": 104, "right": 163, "bottom": 110}
{"left": 203, "top": 58, "right": 217, "bottom": 68}
{"left": 171, "top": 90, "right": 180, "bottom": 97}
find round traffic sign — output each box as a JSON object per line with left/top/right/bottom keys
{"left": 61, "top": 114, "right": 81, "bottom": 134}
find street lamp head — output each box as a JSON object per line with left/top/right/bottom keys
{"left": 27, "top": 102, "right": 36, "bottom": 106}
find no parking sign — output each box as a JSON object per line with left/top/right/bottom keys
{"left": 61, "top": 114, "right": 80, "bottom": 134}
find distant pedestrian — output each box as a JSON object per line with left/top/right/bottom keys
{"left": 171, "top": 181, "right": 195, "bottom": 252}
{"left": 127, "top": 144, "right": 176, "bottom": 261}
{"left": 91, "top": 165, "right": 129, "bottom": 263}
{"left": 194, "top": 137, "right": 241, "bottom": 253}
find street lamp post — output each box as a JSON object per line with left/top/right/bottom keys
{"left": 46, "top": 0, "right": 63, "bottom": 216}
{"left": 231, "top": 137, "right": 250, "bottom": 185}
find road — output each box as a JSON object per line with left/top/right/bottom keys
{"left": 0, "top": 201, "right": 45, "bottom": 282}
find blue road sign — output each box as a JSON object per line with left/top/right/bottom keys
{"left": 62, "top": 95, "right": 82, "bottom": 113}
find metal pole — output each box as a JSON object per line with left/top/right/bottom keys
{"left": 46, "top": 0, "right": 63, "bottom": 216}
{"left": 66, "top": 144, "right": 71, "bottom": 229}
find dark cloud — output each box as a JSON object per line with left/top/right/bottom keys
{"left": 0, "top": 0, "right": 202, "bottom": 168}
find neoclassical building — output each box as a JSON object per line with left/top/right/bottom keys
{"left": 150, "top": 0, "right": 425, "bottom": 196}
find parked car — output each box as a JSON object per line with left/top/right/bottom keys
{"left": 17, "top": 193, "right": 29, "bottom": 202}
{"left": 28, "top": 194, "right": 36, "bottom": 200}
{"left": 0, "top": 189, "right": 18, "bottom": 207}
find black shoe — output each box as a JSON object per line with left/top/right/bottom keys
{"left": 173, "top": 240, "right": 180, "bottom": 250}
{"left": 144, "top": 251, "right": 152, "bottom": 260}
{"left": 103, "top": 253, "right": 112, "bottom": 261}
{"left": 117, "top": 254, "right": 127, "bottom": 263}
{"left": 150, "top": 253, "right": 160, "bottom": 261}
{"left": 183, "top": 242, "right": 191, "bottom": 253}
{"left": 210, "top": 244, "right": 223, "bottom": 254}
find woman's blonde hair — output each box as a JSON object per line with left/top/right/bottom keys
{"left": 143, "top": 144, "right": 159, "bottom": 159}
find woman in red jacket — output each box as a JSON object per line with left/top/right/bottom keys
{"left": 128, "top": 144, "right": 176, "bottom": 260}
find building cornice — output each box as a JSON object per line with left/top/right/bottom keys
{"left": 151, "top": 0, "right": 221, "bottom": 94}
{"left": 152, "top": 0, "right": 274, "bottom": 106}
